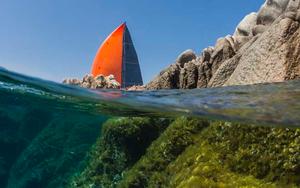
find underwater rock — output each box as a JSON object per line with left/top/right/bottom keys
{"left": 7, "top": 113, "right": 106, "bottom": 188}
{"left": 73, "top": 116, "right": 300, "bottom": 187}
{"left": 161, "top": 122, "right": 300, "bottom": 187}
{"left": 70, "top": 117, "right": 170, "bottom": 187}
{"left": 0, "top": 103, "right": 52, "bottom": 188}
{"left": 119, "top": 119, "right": 300, "bottom": 187}
{"left": 118, "top": 117, "right": 209, "bottom": 187}
{"left": 63, "top": 74, "right": 121, "bottom": 89}
{"left": 202, "top": 122, "right": 300, "bottom": 185}
{"left": 146, "top": 0, "right": 300, "bottom": 90}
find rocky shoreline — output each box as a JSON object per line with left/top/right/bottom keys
{"left": 146, "top": 0, "right": 300, "bottom": 90}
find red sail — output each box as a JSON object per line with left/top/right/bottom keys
{"left": 91, "top": 23, "right": 125, "bottom": 84}
{"left": 91, "top": 23, "right": 143, "bottom": 88}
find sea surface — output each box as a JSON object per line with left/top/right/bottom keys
{"left": 0, "top": 67, "right": 299, "bottom": 187}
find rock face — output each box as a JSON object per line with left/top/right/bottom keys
{"left": 63, "top": 74, "right": 121, "bottom": 89}
{"left": 221, "top": 17, "right": 300, "bottom": 86}
{"left": 146, "top": 50, "right": 197, "bottom": 89}
{"left": 146, "top": 0, "right": 300, "bottom": 90}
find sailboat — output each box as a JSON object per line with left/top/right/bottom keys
{"left": 91, "top": 23, "right": 143, "bottom": 88}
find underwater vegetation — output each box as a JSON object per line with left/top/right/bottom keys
{"left": 72, "top": 117, "right": 300, "bottom": 188}
{"left": 70, "top": 118, "right": 171, "bottom": 187}
{"left": 7, "top": 113, "right": 106, "bottom": 188}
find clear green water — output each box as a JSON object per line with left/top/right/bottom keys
{"left": 0, "top": 68, "right": 299, "bottom": 187}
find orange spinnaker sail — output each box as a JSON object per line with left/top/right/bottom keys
{"left": 91, "top": 23, "right": 125, "bottom": 84}
{"left": 91, "top": 23, "right": 143, "bottom": 88}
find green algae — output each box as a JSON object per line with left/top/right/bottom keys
{"left": 203, "top": 122, "right": 300, "bottom": 186}
{"left": 118, "top": 117, "right": 209, "bottom": 188}
{"left": 72, "top": 117, "right": 300, "bottom": 188}
{"left": 166, "top": 141, "right": 277, "bottom": 188}
{"left": 70, "top": 117, "right": 170, "bottom": 187}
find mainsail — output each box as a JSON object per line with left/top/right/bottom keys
{"left": 91, "top": 23, "right": 143, "bottom": 88}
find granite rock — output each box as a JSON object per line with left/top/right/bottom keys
{"left": 63, "top": 74, "right": 120, "bottom": 89}
{"left": 176, "top": 49, "right": 197, "bottom": 68}
{"left": 145, "top": 0, "right": 300, "bottom": 90}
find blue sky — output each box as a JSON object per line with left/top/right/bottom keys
{"left": 0, "top": 0, "right": 264, "bottom": 83}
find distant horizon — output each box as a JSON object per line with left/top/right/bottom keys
{"left": 0, "top": 0, "right": 264, "bottom": 84}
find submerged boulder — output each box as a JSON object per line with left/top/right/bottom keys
{"left": 7, "top": 114, "right": 106, "bottom": 188}
{"left": 73, "top": 117, "right": 300, "bottom": 187}
{"left": 69, "top": 118, "right": 170, "bottom": 187}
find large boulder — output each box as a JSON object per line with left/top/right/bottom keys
{"left": 209, "top": 36, "right": 236, "bottom": 75}
{"left": 196, "top": 47, "right": 214, "bottom": 88}
{"left": 7, "top": 114, "right": 106, "bottom": 188}
{"left": 146, "top": 50, "right": 198, "bottom": 90}
{"left": 176, "top": 49, "right": 197, "bottom": 68}
{"left": 146, "top": 64, "right": 181, "bottom": 90}
{"left": 234, "top": 12, "right": 258, "bottom": 37}
{"left": 179, "top": 60, "right": 199, "bottom": 89}
{"left": 286, "top": 0, "right": 300, "bottom": 12}
{"left": 224, "top": 16, "right": 300, "bottom": 86}
{"left": 208, "top": 36, "right": 259, "bottom": 87}
{"left": 257, "top": 0, "right": 289, "bottom": 26}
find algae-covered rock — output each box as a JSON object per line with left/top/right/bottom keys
{"left": 163, "top": 122, "right": 300, "bottom": 187}
{"left": 118, "top": 117, "right": 209, "bottom": 188}
{"left": 71, "top": 117, "right": 300, "bottom": 187}
{"left": 71, "top": 117, "right": 170, "bottom": 187}
{"left": 166, "top": 140, "right": 276, "bottom": 188}
{"left": 204, "top": 122, "right": 300, "bottom": 185}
